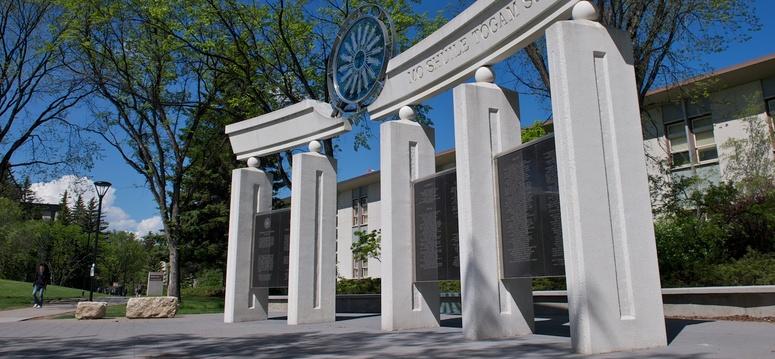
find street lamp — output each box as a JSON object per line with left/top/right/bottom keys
{"left": 89, "top": 181, "right": 111, "bottom": 301}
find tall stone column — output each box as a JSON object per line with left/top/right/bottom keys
{"left": 545, "top": 2, "right": 667, "bottom": 354}
{"left": 287, "top": 141, "right": 337, "bottom": 325}
{"left": 453, "top": 67, "right": 534, "bottom": 340}
{"left": 224, "top": 157, "right": 272, "bottom": 323}
{"left": 380, "top": 106, "right": 440, "bottom": 331}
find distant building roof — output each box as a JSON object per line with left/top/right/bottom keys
{"left": 644, "top": 53, "right": 775, "bottom": 105}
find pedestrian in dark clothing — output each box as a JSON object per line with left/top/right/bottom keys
{"left": 32, "top": 263, "right": 50, "bottom": 308}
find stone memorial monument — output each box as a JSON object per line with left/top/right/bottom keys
{"left": 223, "top": 0, "right": 667, "bottom": 354}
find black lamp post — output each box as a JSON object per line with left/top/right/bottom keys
{"left": 89, "top": 181, "right": 111, "bottom": 301}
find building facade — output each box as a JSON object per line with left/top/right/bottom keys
{"left": 642, "top": 55, "right": 775, "bottom": 184}
{"left": 334, "top": 54, "right": 775, "bottom": 279}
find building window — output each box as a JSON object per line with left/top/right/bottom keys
{"left": 666, "top": 122, "right": 690, "bottom": 167}
{"left": 663, "top": 100, "right": 717, "bottom": 168}
{"left": 691, "top": 115, "right": 718, "bottom": 163}
{"left": 767, "top": 97, "right": 775, "bottom": 117}
{"left": 353, "top": 259, "right": 368, "bottom": 279}
{"left": 351, "top": 186, "right": 368, "bottom": 227}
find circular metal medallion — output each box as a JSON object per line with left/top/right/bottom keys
{"left": 328, "top": 5, "right": 394, "bottom": 115}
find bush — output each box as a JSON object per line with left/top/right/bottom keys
{"left": 653, "top": 178, "right": 775, "bottom": 287}
{"left": 182, "top": 286, "right": 224, "bottom": 298}
{"left": 697, "top": 251, "right": 775, "bottom": 286}
{"left": 336, "top": 278, "right": 380, "bottom": 294}
{"left": 195, "top": 268, "right": 224, "bottom": 288}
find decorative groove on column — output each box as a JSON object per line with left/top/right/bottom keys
{"left": 592, "top": 51, "right": 635, "bottom": 319}
{"left": 313, "top": 170, "right": 323, "bottom": 309}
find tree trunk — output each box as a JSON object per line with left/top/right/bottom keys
{"left": 167, "top": 235, "right": 180, "bottom": 298}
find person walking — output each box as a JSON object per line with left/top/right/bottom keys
{"left": 32, "top": 263, "right": 50, "bottom": 309}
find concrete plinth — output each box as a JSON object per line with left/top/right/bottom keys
{"left": 546, "top": 19, "right": 667, "bottom": 354}
{"left": 224, "top": 167, "right": 272, "bottom": 323}
{"left": 287, "top": 151, "right": 337, "bottom": 325}
{"left": 453, "top": 78, "right": 534, "bottom": 340}
{"left": 380, "top": 116, "right": 440, "bottom": 331}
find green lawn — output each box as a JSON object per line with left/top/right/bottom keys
{"left": 0, "top": 279, "right": 98, "bottom": 310}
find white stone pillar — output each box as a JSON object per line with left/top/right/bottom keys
{"left": 453, "top": 67, "right": 534, "bottom": 340}
{"left": 287, "top": 141, "right": 337, "bottom": 325}
{"left": 224, "top": 157, "right": 272, "bottom": 323}
{"left": 380, "top": 106, "right": 440, "bottom": 331}
{"left": 546, "top": 4, "right": 668, "bottom": 354}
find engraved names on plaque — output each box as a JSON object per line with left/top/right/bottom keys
{"left": 496, "top": 134, "right": 564, "bottom": 278}
{"left": 251, "top": 208, "right": 291, "bottom": 288}
{"left": 413, "top": 169, "right": 460, "bottom": 282}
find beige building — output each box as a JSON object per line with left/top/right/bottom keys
{"left": 642, "top": 54, "right": 775, "bottom": 183}
{"left": 335, "top": 54, "right": 775, "bottom": 280}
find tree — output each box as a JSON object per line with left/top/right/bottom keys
{"left": 0, "top": 0, "right": 93, "bottom": 184}
{"left": 57, "top": 190, "right": 71, "bottom": 225}
{"left": 507, "top": 0, "right": 760, "bottom": 106}
{"left": 59, "top": 0, "right": 224, "bottom": 298}
{"left": 163, "top": 0, "right": 442, "bottom": 189}
{"left": 351, "top": 229, "right": 381, "bottom": 263}
{"left": 170, "top": 0, "right": 440, "bottom": 283}
{"left": 98, "top": 231, "right": 148, "bottom": 293}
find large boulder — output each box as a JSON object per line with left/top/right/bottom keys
{"left": 126, "top": 296, "right": 178, "bottom": 319}
{"left": 75, "top": 301, "right": 107, "bottom": 320}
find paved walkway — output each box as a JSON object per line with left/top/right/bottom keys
{"left": 1, "top": 311, "right": 773, "bottom": 358}
{"left": 0, "top": 297, "right": 129, "bottom": 323}
{"left": 0, "top": 304, "right": 76, "bottom": 323}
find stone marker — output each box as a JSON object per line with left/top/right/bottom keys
{"left": 126, "top": 297, "right": 178, "bottom": 319}
{"left": 453, "top": 66, "right": 533, "bottom": 340}
{"left": 546, "top": 11, "right": 667, "bottom": 354}
{"left": 147, "top": 271, "right": 164, "bottom": 296}
{"left": 75, "top": 301, "right": 107, "bottom": 320}
{"left": 380, "top": 106, "right": 440, "bottom": 331}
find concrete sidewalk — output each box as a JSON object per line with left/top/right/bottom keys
{"left": 0, "top": 304, "right": 75, "bottom": 323}
{"left": 0, "top": 297, "right": 128, "bottom": 323}
{"left": 0, "top": 312, "right": 773, "bottom": 358}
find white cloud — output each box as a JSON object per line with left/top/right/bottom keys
{"left": 30, "top": 175, "right": 164, "bottom": 236}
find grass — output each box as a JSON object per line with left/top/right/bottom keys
{"left": 0, "top": 279, "right": 100, "bottom": 310}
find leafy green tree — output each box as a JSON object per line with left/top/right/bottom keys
{"left": 58, "top": 0, "right": 225, "bottom": 298}
{"left": 47, "top": 222, "right": 90, "bottom": 286}
{"left": 351, "top": 229, "right": 381, "bottom": 263}
{"left": 98, "top": 231, "right": 148, "bottom": 293}
{"left": 172, "top": 0, "right": 440, "bottom": 285}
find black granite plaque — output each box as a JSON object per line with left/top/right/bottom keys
{"left": 251, "top": 208, "right": 291, "bottom": 288}
{"left": 496, "top": 135, "right": 565, "bottom": 278}
{"left": 413, "top": 169, "right": 460, "bottom": 282}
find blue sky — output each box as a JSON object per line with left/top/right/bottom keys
{"left": 30, "top": 0, "right": 775, "bottom": 234}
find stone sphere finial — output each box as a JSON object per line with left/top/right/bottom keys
{"left": 247, "top": 157, "right": 259, "bottom": 168}
{"left": 572, "top": 1, "right": 599, "bottom": 21}
{"left": 475, "top": 66, "right": 495, "bottom": 83}
{"left": 309, "top": 140, "right": 322, "bottom": 153}
{"left": 399, "top": 106, "right": 416, "bottom": 121}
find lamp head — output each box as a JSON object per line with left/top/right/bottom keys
{"left": 94, "top": 181, "right": 112, "bottom": 198}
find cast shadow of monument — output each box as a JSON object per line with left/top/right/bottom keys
{"left": 267, "top": 313, "right": 381, "bottom": 322}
